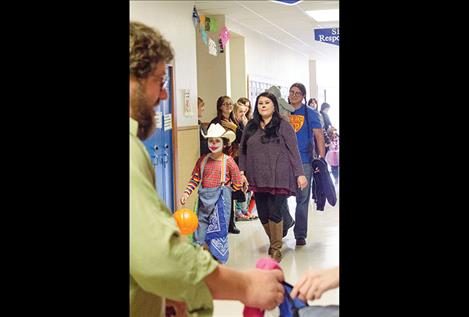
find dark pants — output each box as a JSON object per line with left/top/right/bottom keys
{"left": 254, "top": 192, "right": 287, "bottom": 224}
{"left": 228, "top": 192, "right": 237, "bottom": 229}
{"left": 282, "top": 200, "right": 294, "bottom": 225}
{"left": 229, "top": 156, "right": 240, "bottom": 231}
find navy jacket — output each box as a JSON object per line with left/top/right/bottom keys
{"left": 312, "top": 158, "right": 337, "bottom": 211}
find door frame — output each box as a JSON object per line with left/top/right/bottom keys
{"left": 168, "top": 65, "right": 178, "bottom": 212}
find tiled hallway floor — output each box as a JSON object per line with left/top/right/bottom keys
{"left": 213, "top": 192, "right": 339, "bottom": 316}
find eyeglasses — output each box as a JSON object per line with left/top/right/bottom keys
{"left": 150, "top": 74, "right": 168, "bottom": 90}
{"left": 289, "top": 90, "right": 303, "bottom": 97}
{"left": 222, "top": 102, "right": 233, "bottom": 107}
{"left": 160, "top": 76, "right": 168, "bottom": 90}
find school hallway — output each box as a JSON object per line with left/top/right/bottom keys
{"left": 214, "top": 191, "right": 340, "bottom": 316}
{"left": 129, "top": 2, "right": 340, "bottom": 314}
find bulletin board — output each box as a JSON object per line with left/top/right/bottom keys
{"left": 247, "top": 75, "right": 289, "bottom": 106}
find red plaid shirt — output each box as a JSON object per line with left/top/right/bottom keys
{"left": 184, "top": 154, "right": 243, "bottom": 195}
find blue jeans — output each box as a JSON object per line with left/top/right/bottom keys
{"left": 294, "top": 163, "right": 313, "bottom": 240}
{"left": 235, "top": 191, "right": 252, "bottom": 215}
{"left": 195, "top": 186, "right": 232, "bottom": 245}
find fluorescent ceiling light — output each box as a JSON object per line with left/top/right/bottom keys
{"left": 306, "top": 9, "right": 339, "bottom": 22}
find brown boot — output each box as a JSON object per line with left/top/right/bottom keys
{"left": 269, "top": 220, "right": 283, "bottom": 262}
{"left": 262, "top": 222, "right": 272, "bottom": 256}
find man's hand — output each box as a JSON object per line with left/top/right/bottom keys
{"left": 313, "top": 128, "right": 326, "bottom": 158}
{"left": 290, "top": 267, "right": 339, "bottom": 302}
{"left": 242, "top": 269, "right": 285, "bottom": 310}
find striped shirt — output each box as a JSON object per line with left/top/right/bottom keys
{"left": 184, "top": 154, "right": 243, "bottom": 195}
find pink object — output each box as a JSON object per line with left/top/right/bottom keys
{"left": 325, "top": 138, "right": 339, "bottom": 166}
{"left": 219, "top": 26, "right": 231, "bottom": 47}
{"left": 325, "top": 150, "right": 339, "bottom": 166}
{"left": 243, "top": 258, "right": 282, "bottom": 317}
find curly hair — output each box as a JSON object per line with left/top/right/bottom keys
{"left": 130, "top": 21, "right": 174, "bottom": 79}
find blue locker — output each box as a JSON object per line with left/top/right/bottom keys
{"left": 143, "top": 65, "right": 175, "bottom": 212}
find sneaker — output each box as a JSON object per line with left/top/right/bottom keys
{"left": 248, "top": 213, "right": 258, "bottom": 220}
{"left": 296, "top": 238, "right": 306, "bottom": 246}
{"left": 236, "top": 214, "right": 250, "bottom": 221}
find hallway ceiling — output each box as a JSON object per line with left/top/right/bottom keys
{"left": 195, "top": 0, "right": 339, "bottom": 62}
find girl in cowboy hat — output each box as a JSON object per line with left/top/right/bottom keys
{"left": 208, "top": 96, "right": 244, "bottom": 234}
{"left": 180, "top": 123, "right": 247, "bottom": 263}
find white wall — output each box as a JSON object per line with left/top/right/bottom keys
{"left": 309, "top": 60, "right": 318, "bottom": 100}
{"left": 196, "top": 15, "right": 229, "bottom": 123}
{"left": 229, "top": 36, "right": 247, "bottom": 104}
{"left": 317, "top": 59, "right": 339, "bottom": 131}
{"left": 130, "top": 1, "right": 199, "bottom": 128}
{"left": 226, "top": 17, "right": 310, "bottom": 101}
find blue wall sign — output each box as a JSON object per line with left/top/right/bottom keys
{"left": 272, "top": 0, "right": 302, "bottom": 5}
{"left": 314, "top": 28, "right": 339, "bottom": 46}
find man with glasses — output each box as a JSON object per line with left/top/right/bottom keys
{"left": 287, "top": 83, "right": 325, "bottom": 246}
{"left": 130, "top": 21, "right": 285, "bottom": 316}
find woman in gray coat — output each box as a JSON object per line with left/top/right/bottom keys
{"left": 239, "top": 92, "right": 307, "bottom": 262}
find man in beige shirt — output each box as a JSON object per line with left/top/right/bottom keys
{"left": 130, "top": 21, "right": 285, "bottom": 316}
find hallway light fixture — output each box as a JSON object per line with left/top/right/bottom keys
{"left": 306, "top": 9, "right": 339, "bottom": 22}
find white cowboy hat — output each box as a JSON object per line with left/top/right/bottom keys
{"left": 201, "top": 123, "right": 236, "bottom": 143}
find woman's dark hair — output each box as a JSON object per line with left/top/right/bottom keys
{"left": 216, "top": 96, "right": 237, "bottom": 123}
{"left": 320, "top": 102, "right": 331, "bottom": 112}
{"left": 308, "top": 98, "right": 318, "bottom": 109}
{"left": 288, "top": 82, "right": 308, "bottom": 106}
{"left": 241, "top": 92, "right": 282, "bottom": 155}
{"left": 221, "top": 137, "right": 230, "bottom": 155}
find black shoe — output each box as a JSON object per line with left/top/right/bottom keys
{"left": 229, "top": 226, "right": 240, "bottom": 234}
{"left": 296, "top": 238, "right": 306, "bottom": 246}
{"left": 283, "top": 220, "right": 295, "bottom": 238}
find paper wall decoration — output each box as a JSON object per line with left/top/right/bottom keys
{"left": 192, "top": 6, "right": 200, "bottom": 28}
{"left": 205, "top": 17, "right": 217, "bottom": 32}
{"left": 208, "top": 38, "right": 218, "bottom": 56}
{"left": 201, "top": 27, "right": 208, "bottom": 46}
{"left": 219, "top": 26, "right": 231, "bottom": 47}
